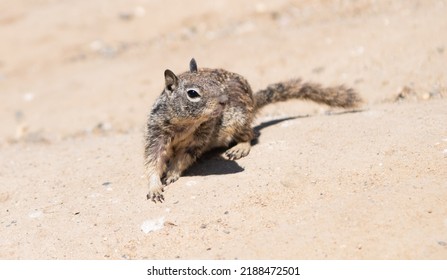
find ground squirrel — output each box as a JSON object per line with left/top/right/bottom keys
{"left": 144, "top": 58, "right": 362, "bottom": 202}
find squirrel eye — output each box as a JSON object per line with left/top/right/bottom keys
{"left": 186, "top": 89, "right": 201, "bottom": 101}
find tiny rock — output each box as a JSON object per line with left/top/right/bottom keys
{"left": 141, "top": 217, "right": 165, "bottom": 234}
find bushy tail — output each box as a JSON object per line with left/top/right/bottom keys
{"left": 254, "top": 79, "right": 362, "bottom": 111}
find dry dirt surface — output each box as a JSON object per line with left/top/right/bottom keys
{"left": 1, "top": 0, "right": 446, "bottom": 259}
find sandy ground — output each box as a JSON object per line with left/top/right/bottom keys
{"left": 0, "top": 0, "right": 446, "bottom": 259}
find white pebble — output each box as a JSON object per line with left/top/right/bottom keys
{"left": 28, "top": 210, "right": 43, "bottom": 218}
{"left": 350, "top": 46, "right": 365, "bottom": 56}
{"left": 89, "top": 40, "right": 103, "bottom": 51}
{"left": 134, "top": 6, "right": 146, "bottom": 17}
{"left": 22, "top": 92, "right": 35, "bottom": 102}
{"left": 185, "top": 180, "right": 198, "bottom": 187}
{"left": 255, "top": 3, "right": 267, "bottom": 13}
{"left": 141, "top": 217, "right": 165, "bottom": 234}
{"left": 280, "top": 121, "right": 293, "bottom": 128}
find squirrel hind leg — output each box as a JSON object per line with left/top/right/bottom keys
{"left": 219, "top": 113, "right": 255, "bottom": 160}
{"left": 224, "top": 141, "right": 251, "bottom": 160}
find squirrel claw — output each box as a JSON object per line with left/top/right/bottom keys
{"left": 147, "top": 186, "right": 165, "bottom": 203}
{"left": 224, "top": 142, "right": 251, "bottom": 160}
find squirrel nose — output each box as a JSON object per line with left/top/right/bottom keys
{"left": 218, "top": 95, "right": 228, "bottom": 105}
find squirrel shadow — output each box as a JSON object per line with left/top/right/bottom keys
{"left": 252, "top": 109, "right": 364, "bottom": 142}
{"left": 252, "top": 116, "right": 306, "bottom": 145}
{"left": 184, "top": 153, "right": 244, "bottom": 177}
{"left": 184, "top": 115, "right": 306, "bottom": 177}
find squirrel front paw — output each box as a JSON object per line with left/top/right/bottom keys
{"left": 147, "top": 184, "right": 165, "bottom": 203}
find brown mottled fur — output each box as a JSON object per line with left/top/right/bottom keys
{"left": 144, "top": 58, "right": 362, "bottom": 202}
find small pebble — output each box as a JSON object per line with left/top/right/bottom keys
{"left": 90, "top": 40, "right": 103, "bottom": 51}
{"left": 118, "top": 12, "right": 133, "bottom": 21}
{"left": 438, "top": 241, "right": 447, "bottom": 247}
{"left": 165, "top": 221, "right": 177, "bottom": 227}
{"left": 185, "top": 180, "right": 198, "bottom": 187}
{"left": 280, "top": 121, "right": 293, "bottom": 128}
{"left": 89, "top": 193, "right": 102, "bottom": 198}
{"left": 134, "top": 6, "right": 146, "bottom": 17}
{"left": 5, "top": 220, "right": 17, "bottom": 228}
{"left": 312, "top": 66, "right": 325, "bottom": 74}
{"left": 351, "top": 46, "right": 365, "bottom": 56}
{"left": 95, "top": 122, "right": 113, "bottom": 132}
{"left": 280, "top": 174, "right": 301, "bottom": 189}
{"left": 0, "top": 192, "right": 9, "bottom": 202}
{"left": 255, "top": 3, "right": 266, "bottom": 13}
{"left": 421, "top": 93, "right": 430, "bottom": 100}
{"left": 141, "top": 217, "right": 165, "bottom": 234}
{"left": 22, "top": 92, "right": 35, "bottom": 102}
{"left": 28, "top": 210, "right": 43, "bottom": 218}
{"left": 200, "top": 224, "right": 207, "bottom": 229}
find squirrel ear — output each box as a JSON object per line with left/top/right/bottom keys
{"left": 189, "top": 58, "right": 198, "bottom": 73}
{"left": 164, "top": 69, "right": 178, "bottom": 92}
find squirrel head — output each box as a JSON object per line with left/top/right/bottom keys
{"left": 161, "top": 58, "right": 228, "bottom": 123}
